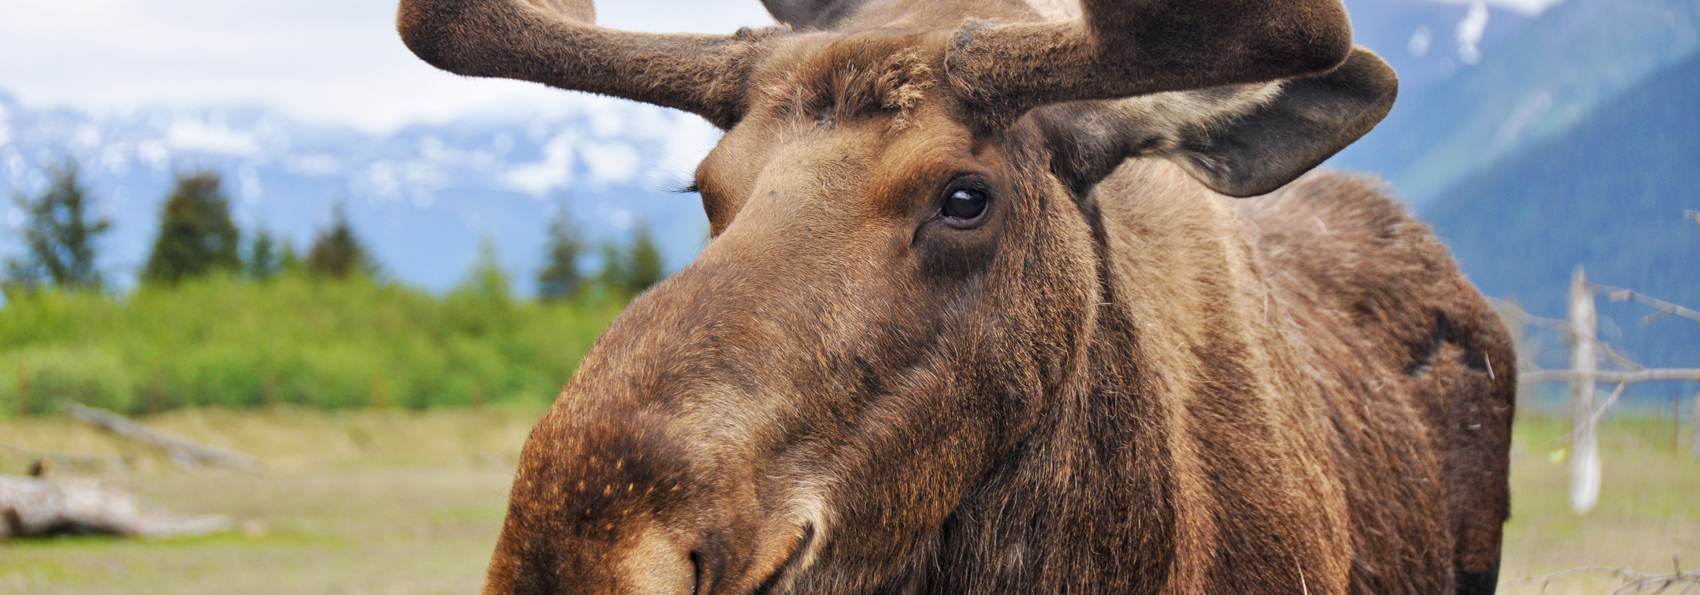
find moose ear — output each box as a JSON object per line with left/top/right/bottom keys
{"left": 1039, "top": 48, "right": 1398, "bottom": 198}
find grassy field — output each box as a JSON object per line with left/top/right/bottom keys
{"left": 2, "top": 409, "right": 1695, "bottom": 594}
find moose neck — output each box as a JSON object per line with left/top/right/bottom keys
{"left": 931, "top": 161, "right": 1350, "bottom": 593}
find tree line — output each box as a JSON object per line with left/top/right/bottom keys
{"left": 3, "top": 160, "right": 666, "bottom": 298}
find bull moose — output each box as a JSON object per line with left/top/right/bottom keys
{"left": 396, "top": 0, "right": 1516, "bottom": 592}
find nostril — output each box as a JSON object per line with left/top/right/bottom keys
{"left": 689, "top": 550, "right": 705, "bottom": 595}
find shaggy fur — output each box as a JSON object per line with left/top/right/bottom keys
{"left": 395, "top": 1, "right": 1515, "bottom": 594}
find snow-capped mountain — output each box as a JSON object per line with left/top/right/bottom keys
{"left": 0, "top": 91, "right": 720, "bottom": 293}
{"left": 6, "top": 0, "right": 1692, "bottom": 294}
{"left": 1334, "top": 0, "right": 1700, "bottom": 202}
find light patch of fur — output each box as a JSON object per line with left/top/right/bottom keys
{"left": 1024, "top": 0, "right": 1081, "bottom": 21}
{"left": 617, "top": 524, "right": 693, "bottom": 592}
{"left": 1112, "top": 81, "right": 1285, "bottom": 152}
{"left": 772, "top": 483, "right": 835, "bottom": 591}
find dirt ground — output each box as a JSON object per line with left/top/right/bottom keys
{"left": 1, "top": 407, "right": 1695, "bottom": 594}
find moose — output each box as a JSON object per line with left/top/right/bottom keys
{"left": 397, "top": 0, "right": 1516, "bottom": 593}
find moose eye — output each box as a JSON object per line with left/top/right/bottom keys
{"left": 942, "top": 188, "right": 988, "bottom": 222}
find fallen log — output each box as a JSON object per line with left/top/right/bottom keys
{"left": 63, "top": 402, "right": 258, "bottom": 471}
{"left": 0, "top": 475, "right": 232, "bottom": 539}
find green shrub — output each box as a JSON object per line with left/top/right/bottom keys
{"left": 0, "top": 273, "right": 625, "bottom": 416}
{"left": 0, "top": 347, "right": 136, "bottom": 415}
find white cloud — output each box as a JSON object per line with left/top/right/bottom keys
{"left": 581, "top": 141, "right": 641, "bottom": 186}
{"left": 1418, "top": 0, "right": 1565, "bottom": 17}
{"left": 502, "top": 132, "right": 578, "bottom": 196}
{"left": 0, "top": 0, "right": 775, "bottom": 133}
{"left": 164, "top": 118, "right": 260, "bottom": 155}
{"left": 136, "top": 141, "right": 171, "bottom": 169}
{"left": 1407, "top": 26, "right": 1433, "bottom": 58}
{"left": 1456, "top": 1, "right": 1490, "bottom": 65}
{"left": 286, "top": 154, "right": 342, "bottom": 177}
{"left": 0, "top": 103, "right": 12, "bottom": 148}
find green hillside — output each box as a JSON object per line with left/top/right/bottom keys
{"left": 1422, "top": 52, "right": 1700, "bottom": 371}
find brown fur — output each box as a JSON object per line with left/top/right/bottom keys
{"left": 395, "top": 1, "right": 1515, "bottom": 594}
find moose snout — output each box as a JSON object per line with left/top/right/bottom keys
{"left": 482, "top": 405, "right": 778, "bottom": 595}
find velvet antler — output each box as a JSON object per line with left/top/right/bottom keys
{"left": 397, "top": 0, "right": 786, "bottom": 129}
{"left": 945, "top": 0, "right": 1356, "bottom": 127}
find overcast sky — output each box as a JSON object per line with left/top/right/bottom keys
{"left": 0, "top": 0, "right": 1566, "bottom": 133}
{"left": 0, "top": 0, "right": 775, "bottom": 133}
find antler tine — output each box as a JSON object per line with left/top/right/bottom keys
{"left": 397, "top": 0, "right": 786, "bottom": 129}
{"left": 946, "top": 0, "right": 1355, "bottom": 128}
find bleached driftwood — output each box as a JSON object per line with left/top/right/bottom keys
{"left": 0, "top": 475, "right": 231, "bottom": 539}
{"left": 63, "top": 402, "right": 257, "bottom": 471}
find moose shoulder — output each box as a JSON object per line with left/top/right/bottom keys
{"left": 397, "top": 0, "right": 1516, "bottom": 593}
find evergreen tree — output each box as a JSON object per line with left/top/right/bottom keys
{"left": 2, "top": 160, "right": 111, "bottom": 292}
{"left": 278, "top": 238, "right": 305, "bottom": 275}
{"left": 626, "top": 220, "right": 665, "bottom": 293}
{"left": 536, "top": 204, "right": 585, "bottom": 301}
{"left": 142, "top": 172, "right": 240, "bottom": 284}
{"left": 596, "top": 220, "right": 666, "bottom": 296}
{"left": 468, "top": 235, "right": 512, "bottom": 303}
{"left": 595, "top": 239, "right": 630, "bottom": 297}
{"left": 306, "top": 204, "right": 377, "bottom": 279}
{"left": 244, "top": 228, "right": 282, "bottom": 281}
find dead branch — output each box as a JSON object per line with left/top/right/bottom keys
{"left": 1489, "top": 297, "right": 1572, "bottom": 332}
{"left": 63, "top": 402, "right": 257, "bottom": 471}
{"left": 1490, "top": 297, "right": 1645, "bottom": 371}
{"left": 0, "top": 475, "right": 232, "bottom": 539}
{"left": 1594, "top": 284, "right": 1700, "bottom": 325}
{"left": 1518, "top": 559, "right": 1700, "bottom": 594}
{"left": 1540, "top": 382, "right": 1629, "bottom": 448}
{"left": 1520, "top": 368, "right": 1700, "bottom": 385}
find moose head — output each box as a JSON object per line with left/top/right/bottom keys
{"left": 398, "top": 0, "right": 1400, "bottom": 593}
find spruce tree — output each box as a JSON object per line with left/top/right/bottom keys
{"left": 536, "top": 204, "right": 584, "bottom": 301}
{"left": 595, "top": 220, "right": 666, "bottom": 296}
{"left": 278, "top": 238, "right": 305, "bottom": 275}
{"left": 142, "top": 172, "right": 240, "bottom": 284}
{"left": 306, "top": 204, "right": 376, "bottom": 278}
{"left": 244, "top": 228, "right": 282, "bottom": 281}
{"left": 2, "top": 160, "right": 111, "bottom": 292}
{"left": 468, "top": 235, "right": 512, "bottom": 303}
{"left": 595, "top": 240, "right": 630, "bottom": 297}
{"left": 626, "top": 220, "right": 665, "bottom": 293}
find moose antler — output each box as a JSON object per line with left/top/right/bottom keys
{"left": 397, "top": 0, "right": 786, "bottom": 129}
{"left": 946, "top": 0, "right": 1356, "bottom": 127}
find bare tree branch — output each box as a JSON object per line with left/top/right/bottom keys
{"left": 1594, "top": 283, "right": 1700, "bottom": 325}
{"left": 1521, "top": 368, "right": 1700, "bottom": 384}
{"left": 1511, "top": 559, "right": 1700, "bottom": 594}
{"left": 1489, "top": 296, "right": 1645, "bottom": 371}
{"left": 64, "top": 402, "right": 257, "bottom": 471}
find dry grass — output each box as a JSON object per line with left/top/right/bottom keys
{"left": 0, "top": 405, "right": 545, "bottom": 595}
{"left": 1, "top": 408, "right": 1695, "bottom": 594}
{"left": 1498, "top": 416, "right": 1700, "bottom": 594}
